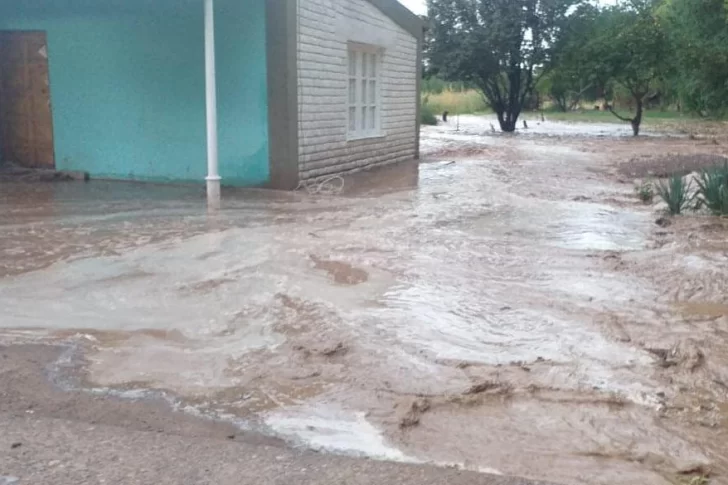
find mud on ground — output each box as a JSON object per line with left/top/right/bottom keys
{"left": 0, "top": 344, "right": 283, "bottom": 447}
{"left": 618, "top": 153, "right": 728, "bottom": 179}
{"left": 1, "top": 116, "right": 728, "bottom": 485}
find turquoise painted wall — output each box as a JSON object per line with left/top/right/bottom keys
{"left": 0, "top": 0, "right": 270, "bottom": 186}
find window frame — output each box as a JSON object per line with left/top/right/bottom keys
{"left": 346, "top": 43, "right": 383, "bottom": 141}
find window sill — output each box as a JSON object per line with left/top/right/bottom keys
{"left": 347, "top": 132, "right": 386, "bottom": 142}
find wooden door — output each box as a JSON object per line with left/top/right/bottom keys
{"left": 0, "top": 31, "right": 55, "bottom": 168}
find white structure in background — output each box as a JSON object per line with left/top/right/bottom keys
{"left": 296, "top": 0, "right": 423, "bottom": 181}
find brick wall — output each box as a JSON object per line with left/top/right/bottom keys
{"left": 297, "top": 0, "right": 418, "bottom": 179}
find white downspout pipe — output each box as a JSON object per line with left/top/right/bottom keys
{"left": 204, "top": 0, "right": 221, "bottom": 209}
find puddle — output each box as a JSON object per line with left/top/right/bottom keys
{"left": 424, "top": 114, "right": 674, "bottom": 143}
{"left": 1, "top": 121, "right": 728, "bottom": 485}
{"left": 265, "top": 405, "right": 415, "bottom": 461}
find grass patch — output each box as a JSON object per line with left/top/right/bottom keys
{"left": 422, "top": 89, "right": 489, "bottom": 116}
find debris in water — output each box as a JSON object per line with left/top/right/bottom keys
{"left": 320, "top": 342, "right": 348, "bottom": 358}
{"left": 647, "top": 341, "right": 704, "bottom": 371}
{"left": 677, "top": 463, "right": 712, "bottom": 478}
{"left": 310, "top": 255, "right": 369, "bottom": 285}
{"left": 397, "top": 397, "right": 432, "bottom": 429}
{"left": 656, "top": 217, "right": 672, "bottom": 227}
{"left": 465, "top": 381, "right": 501, "bottom": 395}
{"left": 295, "top": 342, "right": 349, "bottom": 359}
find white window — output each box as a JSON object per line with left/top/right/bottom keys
{"left": 347, "top": 44, "right": 381, "bottom": 139}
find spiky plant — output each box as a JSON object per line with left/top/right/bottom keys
{"left": 695, "top": 163, "right": 728, "bottom": 216}
{"left": 656, "top": 175, "right": 694, "bottom": 215}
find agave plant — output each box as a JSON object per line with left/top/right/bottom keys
{"left": 695, "top": 163, "right": 728, "bottom": 216}
{"left": 655, "top": 175, "right": 694, "bottom": 215}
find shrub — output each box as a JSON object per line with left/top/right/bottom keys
{"left": 695, "top": 163, "right": 728, "bottom": 215}
{"left": 420, "top": 101, "right": 438, "bottom": 126}
{"left": 656, "top": 175, "right": 694, "bottom": 215}
{"left": 636, "top": 181, "right": 654, "bottom": 203}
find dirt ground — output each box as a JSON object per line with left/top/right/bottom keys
{"left": 0, "top": 344, "right": 281, "bottom": 445}
{"left": 0, "top": 344, "right": 551, "bottom": 485}
{"left": 1, "top": 115, "right": 728, "bottom": 485}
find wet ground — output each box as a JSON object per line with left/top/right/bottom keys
{"left": 1, "top": 116, "right": 728, "bottom": 485}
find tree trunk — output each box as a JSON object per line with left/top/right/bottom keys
{"left": 630, "top": 119, "right": 640, "bottom": 136}
{"left": 501, "top": 119, "right": 517, "bottom": 132}
{"left": 555, "top": 96, "right": 568, "bottom": 112}
{"left": 631, "top": 98, "right": 643, "bottom": 136}
{"left": 497, "top": 111, "right": 518, "bottom": 132}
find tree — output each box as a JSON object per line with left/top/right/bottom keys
{"left": 425, "top": 0, "right": 582, "bottom": 132}
{"left": 540, "top": 3, "right": 601, "bottom": 112}
{"left": 538, "top": 69, "right": 590, "bottom": 112}
{"left": 582, "top": 1, "right": 668, "bottom": 136}
{"left": 661, "top": 0, "right": 728, "bottom": 117}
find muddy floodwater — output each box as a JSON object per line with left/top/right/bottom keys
{"left": 1, "top": 116, "right": 728, "bottom": 485}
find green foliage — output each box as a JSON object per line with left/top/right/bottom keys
{"left": 661, "top": 0, "right": 728, "bottom": 117}
{"left": 636, "top": 181, "right": 655, "bottom": 203}
{"left": 422, "top": 76, "right": 446, "bottom": 95}
{"left": 540, "top": 3, "right": 601, "bottom": 111}
{"left": 422, "top": 76, "right": 473, "bottom": 94}
{"left": 424, "top": 90, "right": 489, "bottom": 115}
{"left": 420, "top": 100, "right": 438, "bottom": 126}
{"left": 555, "top": 1, "right": 668, "bottom": 135}
{"left": 603, "top": 2, "right": 667, "bottom": 96}
{"left": 695, "top": 164, "right": 728, "bottom": 215}
{"left": 426, "top": 0, "right": 582, "bottom": 132}
{"left": 538, "top": 69, "right": 593, "bottom": 112}
{"left": 656, "top": 175, "right": 694, "bottom": 215}
{"left": 423, "top": 0, "right": 728, "bottom": 129}
{"left": 422, "top": 76, "right": 487, "bottom": 114}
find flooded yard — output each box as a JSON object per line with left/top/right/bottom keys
{"left": 1, "top": 116, "right": 727, "bottom": 485}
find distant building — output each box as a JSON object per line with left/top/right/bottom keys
{"left": 0, "top": 0, "right": 423, "bottom": 193}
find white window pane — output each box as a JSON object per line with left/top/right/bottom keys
{"left": 349, "top": 51, "right": 357, "bottom": 76}
{"left": 349, "top": 107, "right": 357, "bottom": 132}
{"left": 347, "top": 48, "right": 381, "bottom": 137}
{"left": 349, "top": 79, "right": 357, "bottom": 104}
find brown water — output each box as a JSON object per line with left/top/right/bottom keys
{"left": 1, "top": 122, "right": 727, "bottom": 485}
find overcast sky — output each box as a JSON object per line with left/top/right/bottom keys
{"left": 399, "top": 0, "right": 426, "bottom": 15}
{"left": 398, "top": 0, "right": 617, "bottom": 15}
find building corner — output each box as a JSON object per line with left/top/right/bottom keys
{"left": 266, "top": 0, "right": 300, "bottom": 190}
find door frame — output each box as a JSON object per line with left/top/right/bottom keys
{"left": 0, "top": 29, "right": 56, "bottom": 169}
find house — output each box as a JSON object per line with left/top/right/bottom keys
{"left": 0, "top": 0, "right": 423, "bottom": 202}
